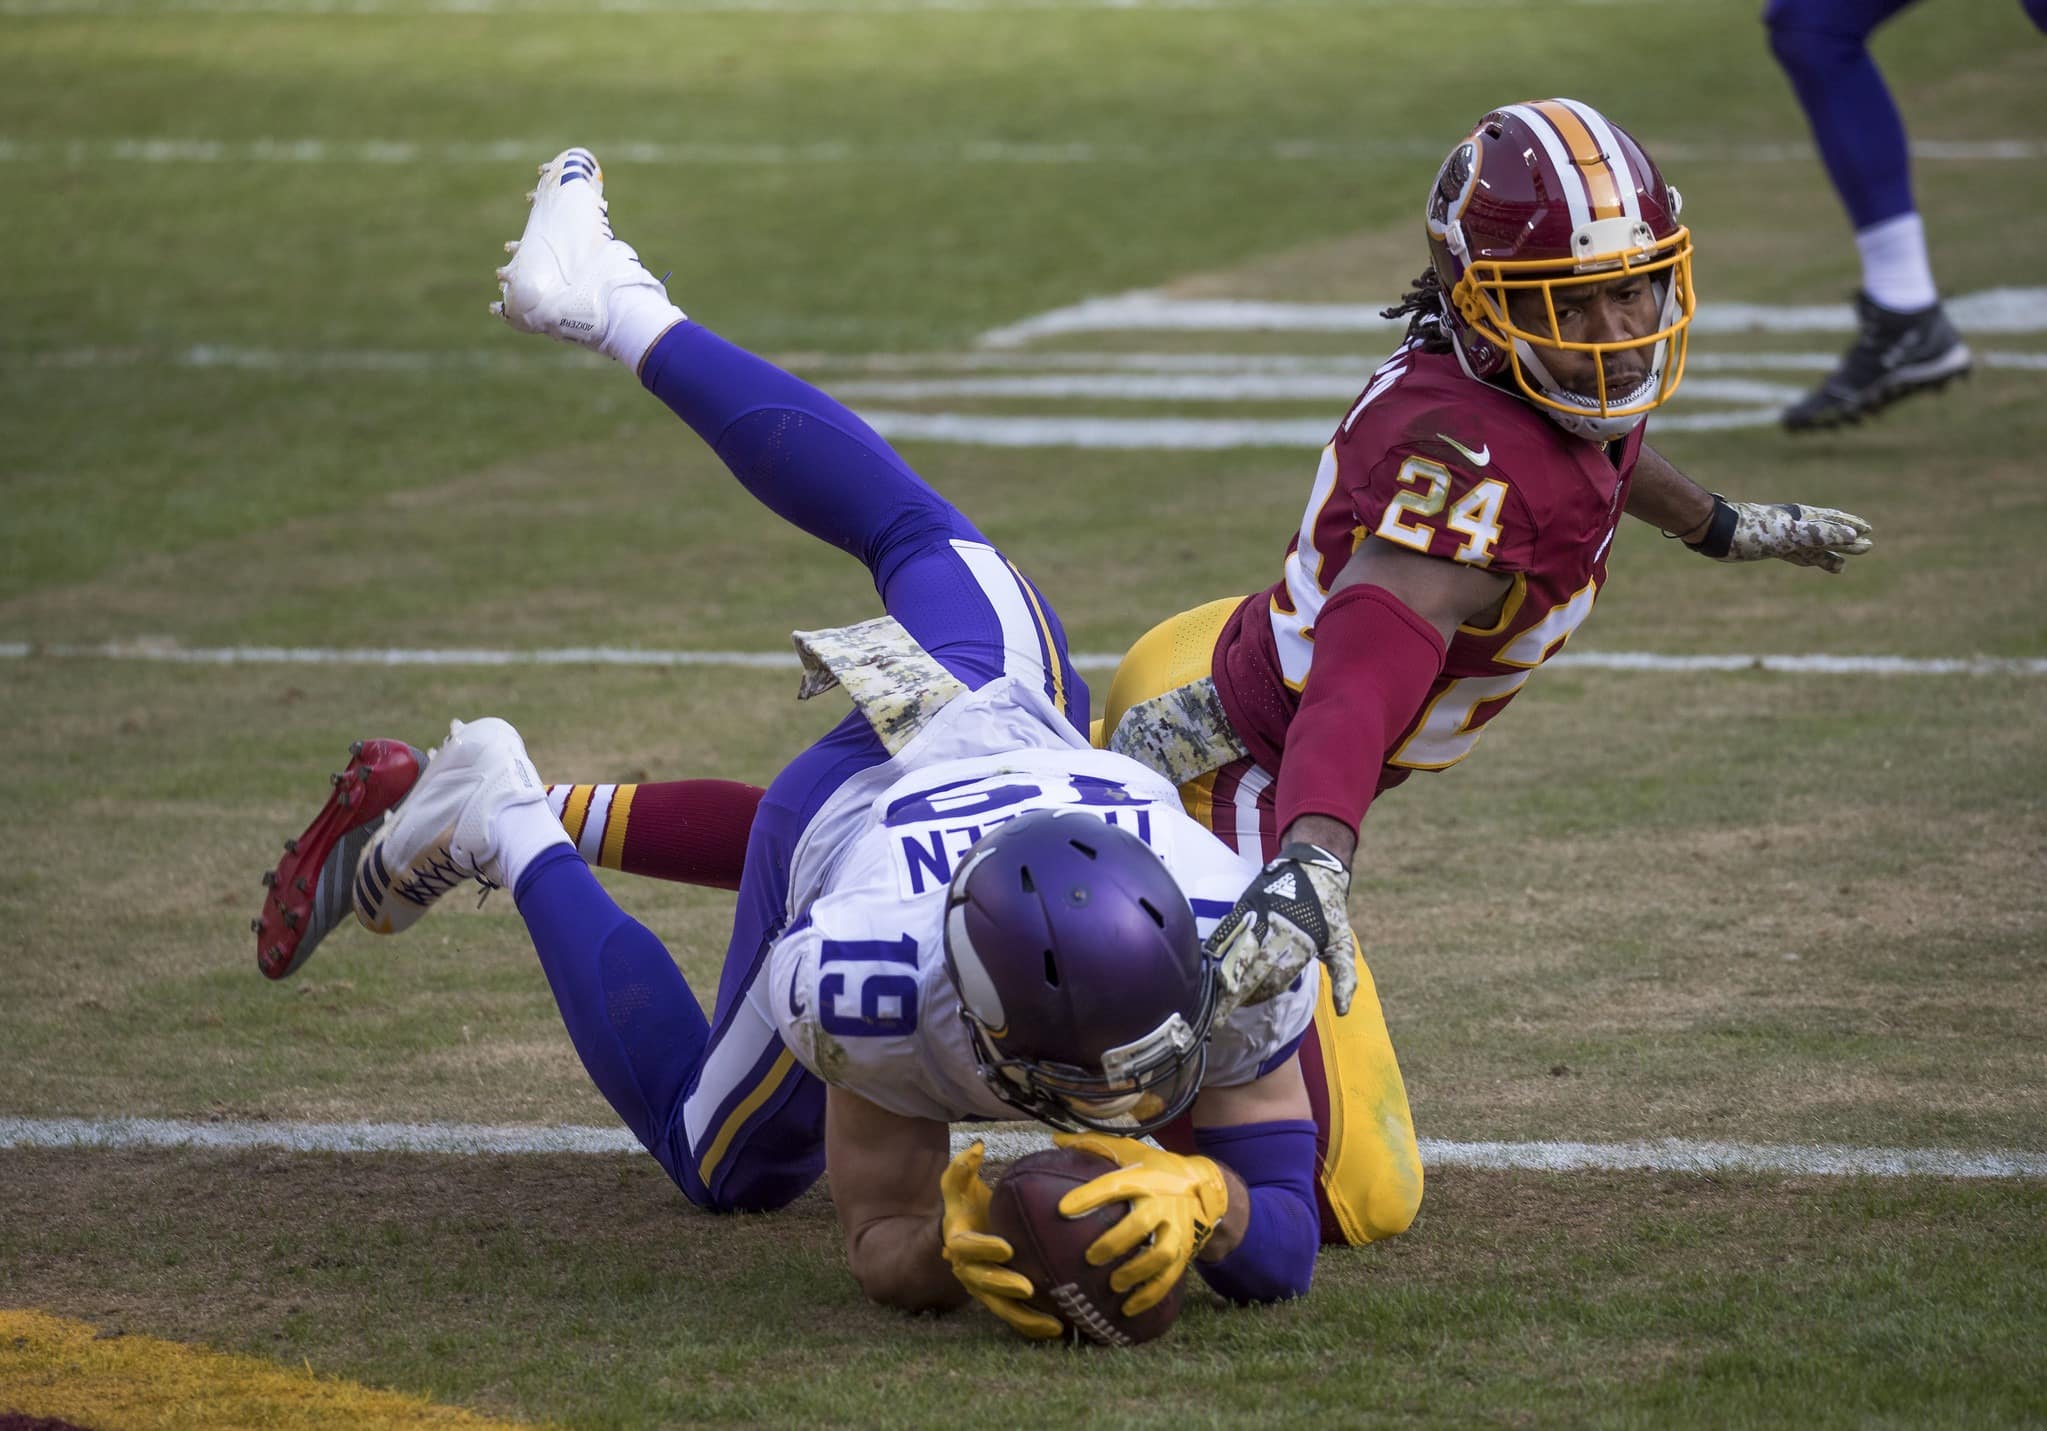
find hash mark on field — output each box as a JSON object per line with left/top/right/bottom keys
{"left": 0, "top": 135, "right": 2040, "bottom": 166}
{"left": 0, "top": 0, "right": 1587, "bottom": 13}
{"left": 976, "top": 286, "right": 2047, "bottom": 345}
{"left": 2, "top": 641, "right": 2044, "bottom": 676}
{"left": 4, "top": 1117, "right": 2043, "bottom": 1179}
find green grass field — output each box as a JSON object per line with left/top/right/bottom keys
{"left": 3, "top": 0, "right": 2046, "bottom": 1425}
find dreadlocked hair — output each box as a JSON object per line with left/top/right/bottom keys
{"left": 1381, "top": 267, "right": 1455, "bottom": 353}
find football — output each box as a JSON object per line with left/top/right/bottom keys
{"left": 985, "top": 1146, "right": 1187, "bottom": 1347}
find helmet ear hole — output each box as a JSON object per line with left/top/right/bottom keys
{"left": 1042, "top": 949, "right": 1060, "bottom": 987}
{"left": 1018, "top": 865, "right": 1035, "bottom": 894}
{"left": 1067, "top": 838, "right": 1097, "bottom": 860}
{"left": 1137, "top": 897, "right": 1165, "bottom": 929}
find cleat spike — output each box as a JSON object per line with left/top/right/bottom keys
{"left": 503, "top": 239, "right": 520, "bottom": 255}
{"left": 284, "top": 837, "right": 298, "bottom": 853}
{"left": 262, "top": 869, "right": 277, "bottom": 887}
{"left": 356, "top": 765, "right": 372, "bottom": 782}
{"left": 251, "top": 918, "right": 263, "bottom": 933}
{"left": 490, "top": 301, "right": 505, "bottom": 318}
{"left": 337, "top": 791, "right": 352, "bottom": 809}
{"left": 294, "top": 877, "right": 309, "bottom": 893}
{"left": 495, "top": 266, "right": 510, "bottom": 283}
{"left": 282, "top": 910, "right": 300, "bottom": 930}
{"left": 525, "top": 189, "right": 537, "bottom": 204}
{"left": 331, "top": 772, "right": 345, "bottom": 787}
{"left": 350, "top": 740, "right": 364, "bottom": 757}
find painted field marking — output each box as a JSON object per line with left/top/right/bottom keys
{"left": 4, "top": 640, "right": 2043, "bottom": 676}
{"left": 0, "top": 0, "right": 1628, "bottom": 14}
{"left": 0, "top": 1309, "right": 531, "bottom": 1431}
{"left": 838, "top": 374, "right": 1810, "bottom": 404}
{"left": 0, "top": 134, "right": 2039, "bottom": 166}
{"left": 14, "top": 344, "right": 2047, "bottom": 377}
{"left": 855, "top": 406, "right": 1809, "bottom": 442}
{"left": 977, "top": 286, "right": 2047, "bottom": 346}
{"left": 5, "top": 1117, "right": 2043, "bottom": 1179}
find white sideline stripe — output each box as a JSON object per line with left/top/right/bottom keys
{"left": 0, "top": 0, "right": 1610, "bottom": 14}
{"left": 864, "top": 407, "right": 1808, "bottom": 443}
{"left": 0, "top": 135, "right": 2038, "bottom": 166}
{"left": 5, "top": 641, "right": 2043, "bottom": 677}
{"left": 840, "top": 374, "right": 1811, "bottom": 405}
{"left": 3, "top": 1117, "right": 2042, "bottom": 1179}
{"left": 976, "top": 286, "right": 2047, "bottom": 346}
{"left": 805, "top": 348, "right": 2047, "bottom": 375}
{"left": 16, "top": 344, "right": 2047, "bottom": 378}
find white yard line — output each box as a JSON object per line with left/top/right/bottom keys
{"left": 0, "top": 134, "right": 2038, "bottom": 165}
{"left": 0, "top": 0, "right": 1602, "bottom": 14}
{"left": 3, "top": 1117, "right": 2041, "bottom": 1179}
{"left": 16, "top": 344, "right": 2046, "bottom": 377}
{"left": 837, "top": 374, "right": 1809, "bottom": 404}
{"left": 5, "top": 641, "right": 2043, "bottom": 677}
{"left": 857, "top": 406, "right": 1811, "bottom": 442}
{"left": 977, "top": 286, "right": 2047, "bottom": 346}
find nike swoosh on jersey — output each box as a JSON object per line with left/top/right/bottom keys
{"left": 1436, "top": 433, "right": 1491, "bottom": 465}
{"left": 788, "top": 967, "right": 806, "bottom": 1019}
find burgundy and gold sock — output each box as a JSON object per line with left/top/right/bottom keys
{"left": 545, "top": 779, "right": 764, "bottom": 890}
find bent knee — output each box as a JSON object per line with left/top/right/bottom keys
{"left": 1764, "top": 0, "right": 1875, "bottom": 62}
{"left": 1320, "top": 1154, "right": 1424, "bottom": 1246}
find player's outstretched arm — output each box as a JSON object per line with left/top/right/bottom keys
{"left": 1628, "top": 444, "right": 1875, "bottom": 574}
{"left": 825, "top": 1088, "right": 976, "bottom": 1316}
{"left": 1212, "top": 540, "right": 1506, "bottom": 1019}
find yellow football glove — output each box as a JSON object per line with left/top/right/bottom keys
{"left": 1053, "top": 1132, "right": 1230, "bottom": 1316}
{"left": 939, "top": 1140, "right": 1062, "bottom": 1340}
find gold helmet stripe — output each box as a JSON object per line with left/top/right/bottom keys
{"left": 1532, "top": 99, "right": 1624, "bottom": 220}
{"left": 1556, "top": 96, "right": 1644, "bottom": 222}
{"left": 1501, "top": 102, "right": 1592, "bottom": 230}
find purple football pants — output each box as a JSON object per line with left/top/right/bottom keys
{"left": 513, "top": 322, "right": 1084, "bottom": 1211}
{"left": 1765, "top": 0, "right": 2047, "bottom": 230}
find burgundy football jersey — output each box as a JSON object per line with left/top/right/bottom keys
{"left": 1214, "top": 340, "right": 1643, "bottom": 783}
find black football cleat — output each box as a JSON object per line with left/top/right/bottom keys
{"left": 1782, "top": 292, "right": 1972, "bottom": 432}
{"left": 254, "top": 739, "right": 425, "bottom": 980}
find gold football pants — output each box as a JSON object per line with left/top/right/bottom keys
{"left": 1099, "top": 598, "right": 1423, "bottom": 1246}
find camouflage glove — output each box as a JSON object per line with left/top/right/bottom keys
{"left": 1053, "top": 1132, "right": 1229, "bottom": 1316}
{"left": 939, "top": 1140, "right": 1061, "bottom": 1340}
{"left": 1685, "top": 495, "right": 1874, "bottom": 574}
{"left": 1206, "top": 842, "right": 1356, "bottom": 1018}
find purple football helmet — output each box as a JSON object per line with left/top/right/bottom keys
{"left": 941, "top": 807, "right": 1217, "bottom": 1135}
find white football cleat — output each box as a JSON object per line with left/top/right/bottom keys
{"left": 492, "top": 147, "right": 673, "bottom": 353}
{"left": 352, "top": 717, "right": 548, "bottom": 935}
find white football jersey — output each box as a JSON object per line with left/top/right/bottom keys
{"left": 758, "top": 677, "right": 1318, "bottom": 1124}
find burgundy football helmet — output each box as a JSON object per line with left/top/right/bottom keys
{"left": 941, "top": 808, "right": 1217, "bottom": 1136}
{"left": 1426, "top": 97, "right": 1696, "bottom": 440}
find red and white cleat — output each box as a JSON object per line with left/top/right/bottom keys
{"left": 254, "top": 738, "right": 424, "bottom": 980}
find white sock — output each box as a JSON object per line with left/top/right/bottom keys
{"left": 490, "top": 797, "right": 575, "bottom": 891}
{"left": 1856, "top": 213, "right": 1939, "bottom": 313}
{"left": 602, "top": 287, "right": 687, "bottom": 371}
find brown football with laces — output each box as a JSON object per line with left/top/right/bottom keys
{"left": 985, "top": 1146, "right": 1186, "bottom": 1346}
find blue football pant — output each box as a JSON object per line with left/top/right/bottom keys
{"left": 512, "top": 322, "right": 1085, "bottom": 1211}
{"left": 1765, "top": 0, "right": 2046, "bottom": 231}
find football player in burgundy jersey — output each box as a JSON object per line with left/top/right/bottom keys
{"left": 1095, "top": 98, "right": 1875, "bottom": 1247}
{"left": 260, "top": 107, "right": 1877, "bottom": 1257}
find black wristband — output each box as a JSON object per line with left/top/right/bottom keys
{"left": 1683, "top": 495, "right": 1738, "bottom": 559}
{"left": 1276, "top": 842, "right": 1345, "bottom": 874}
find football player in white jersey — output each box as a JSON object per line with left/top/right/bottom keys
{"left": 287, "top": 148, "right": 1327, "bottom": 1334}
